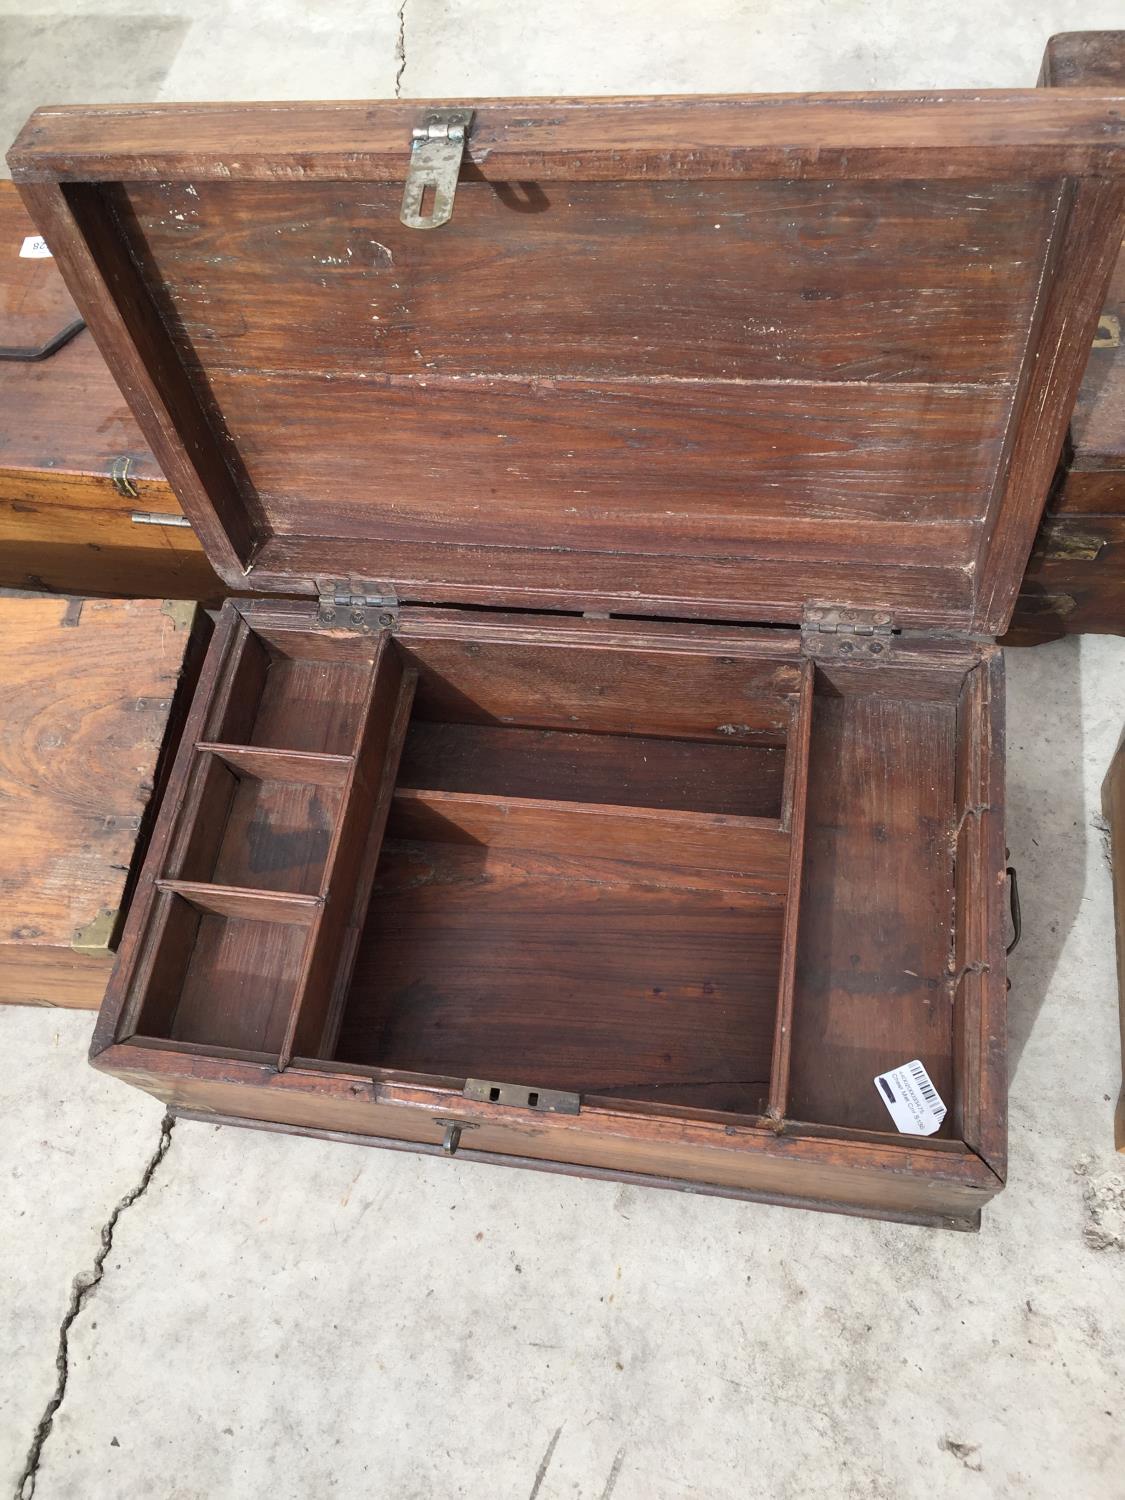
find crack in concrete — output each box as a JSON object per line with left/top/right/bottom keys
{"left": 14, "top": 1114, "right": 176, "bottom": 1500}
{"left": 528, "top": 1426, "right": 562, "bottom": 1500}
{"left": 394, "top": 0, "right": 408, "bottom": 98}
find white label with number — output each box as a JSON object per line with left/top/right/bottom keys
{"left": 874, "top": 1059, "right": 947, "bottom": 1136}
{"left": 20, "top": 235, "right": 51, "bottom": 258}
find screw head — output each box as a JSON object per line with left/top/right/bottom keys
{"left": 322, "top": 607, "right": 336, "bottom": 623}
{"left": 350, "top": 608, "right": 365, "bottom": 625}
{"left": 838, "top": 640, "right": 854, "bottom": 655}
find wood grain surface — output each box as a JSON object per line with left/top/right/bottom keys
{"left": 0, "top": 595, "right": 203, "bottom": 1007}
{"left": 11, "top": 96, "right": 1125, "bottom": 631}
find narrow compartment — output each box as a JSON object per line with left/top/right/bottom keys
{"left": 164, "top": 751, "right": 342, "bottom": 897}
{"left": 203, "top": 623, "right": 375, "bottom": 755}
{"left": 786, "top": 662, "right": 967, "bottom": 1136}
{"left": 127, "top": 892, "right": 306, "bottom": 1053}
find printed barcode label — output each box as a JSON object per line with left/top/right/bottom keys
{"left": 20, "top": 235, "right": 51, "bottom": 259}
{"left": 874, "top": 1059, "right": 947, "bottom": 1136}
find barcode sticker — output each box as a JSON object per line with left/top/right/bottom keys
{"left": 20, "top": 235, "right": 51, "bottom": 258}
{"left": 874, "top": 1059, "right": 947, "bottom": 1136}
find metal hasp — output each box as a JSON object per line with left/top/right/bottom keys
{"left": 400, "top": 108, "right": 474, "bottom": 229}
{"left": 801, "top": 603, "right": 896, "bottom": 662}
{"left": 464, "top": 1078, "right": 581, "bottom": 1115}
{"left": 315, "top": 580, "right": 399, "bottom": 631}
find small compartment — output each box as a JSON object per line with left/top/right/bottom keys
{"left": 129, "top": 893, "right": 308, "bottom": 1053}
{"left": 166, "top": 751, "right": 342, "bottom": 897}
{"left": 204, "top": 623, "right": 375, "bottom": 755}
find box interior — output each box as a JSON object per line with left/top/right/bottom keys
{"left": 123, "top": 611, "right": 985, "bottom": 1141}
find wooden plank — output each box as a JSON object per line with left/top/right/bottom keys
{"left": 10, "top": 93, "right": 1125, "bottom": 183}
{"left": 282, "top": 646, "right": 417, "bottom": 1064}
{"left": 950, "top": 654, "right": 1006, "bottom": 1175}
{"left": 258, "top": 531, "right": 976, "bottom": 626}
{"left": 213, "top": 367, "right": 1008, "bottom": 538}
{"left": 118, "top": 176, "right": 1056, "bottom": 385}
{"left": 975, "top": 176, "right": 1125, "bottom": 633}
{"left": 197, "top": 743, "right": 354, "bottom": 786}
{"left": 787, "top": 690, "right": 959, "bottom": 1134}
{"left": 386, "top": 789, "right": 792, "bottom": 898}
{"left": 396, "top": 721, "right": 787, "bottom": 817}
{"left": 92, "top": 1044, "right": 1000, "bottom": 1226}
{"left": 769, "top": 663, "right": 815, "bottom": 1120}
{"left": 335, "top": 842, "right": 785, "bottom": 1098}
{"left": 0, "top": 596, "right": 203, "bottom": 1009}
{"left": 156, "top": 880, "right": 322, "bottom": 924}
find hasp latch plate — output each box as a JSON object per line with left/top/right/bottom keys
{"left": 400, "top": 107, "right": 474, "bottom": 229}
{"left": 801, "top": 603, "right": 895, "bottom": 661}
{"left": 316, "top": 579, "right": 399, "bottom": 631}
{"left": 464, "top": 1078, "right": 581, "bottom": 1115}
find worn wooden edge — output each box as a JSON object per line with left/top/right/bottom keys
{"left": 279, "top": 641, "right": 417, "bottom": 1066}
{"left": 0, "top": 945, "right": 114, "bottom": 1010}
{"left": 768, "top": 661, "right": 815, "bottom": 1120}
{"left": 957, "top": 651, "right": 1008, "bottom": 1180}
{"left": 170, "top": 1107, "right": 983, "bottom": 1231}
{"left": 1040, "top": 32, "right": 1125, "bottom": 89}
{"left": 975, "top": 176, "right": 1125, "bottom": 633}
{"left": 9, "top": 92, "right": 1125, "bottom": 183}
{"left": 90, "top": 1040, "right": 999, "bottom": 1187}
{"left": 11, "top": 179, "right": 259, "bottom": 583}
{"left": 93, "top": 599, "right": 245, "bottom": 1053}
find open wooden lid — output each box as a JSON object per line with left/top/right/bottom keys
{"left": 10, "top": 94, "right": 1125, "bottom": 633}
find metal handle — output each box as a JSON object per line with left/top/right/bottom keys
{"left": 1005, "top": 866, "right": 1021, "bottom": 956}
{"left": 434, "top": 1118, "right": 477, "bottom": 1156}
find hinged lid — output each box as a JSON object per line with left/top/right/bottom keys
{"left": 10, "top": 93, "right": 1125, "bottom": 635}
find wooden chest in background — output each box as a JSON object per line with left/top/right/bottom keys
{"left": 1004, "top": 30, "right": 1125, "bottom": 643}
{"left": 0, "top": 181, "right": 220, "bottom": 600}
{"left": 0, "top": 594, "right": 208, "bottom": 1007}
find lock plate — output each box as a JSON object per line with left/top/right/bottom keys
{"left": 400, "top": 108, "right": 474, "bottom": 229}
{"left": 464, "top": 1078, "right": 581, "bottom": 1115}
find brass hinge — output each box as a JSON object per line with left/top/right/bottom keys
{"left": 315, "top": 579, "right": 399, "bottom": 631}
{"left": 400, "top": 107, "right": 474, "bottom": 230}
{"left": 801, "top": 604, "right": 895, "bottom": 660}
{"left": 463, "top": 1078, "right": 581, "bottom": 1115}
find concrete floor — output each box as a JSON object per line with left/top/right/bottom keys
{"left": 2, "top": 4, "right": 1125, "bottom": 1497}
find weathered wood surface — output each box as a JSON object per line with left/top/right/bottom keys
{"left": 92, "top": 596, "right": 1006, "bottom": 1225}
{"left": 1005, "top": 32, "right": 1125, "bottom": 644}
{"left": 10, "top": 95, "right": 1125, "bottom": 632}
{"left": 0, "top": 595, "right": 205, "bottom": 1008}
{"left": 10, "top": 93, "right": 1125, "bottom": 181}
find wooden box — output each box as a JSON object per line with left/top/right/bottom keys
{"left": 1006, "top": 31, "right": 1125, "bottom": 644}
{"left": 0, "top": 180, "right": 220, "bottom": 600}
{"left": 11, "top": 93, "right": 1125, "bottom": 1227}
{"left": 0, "top": 594, "right": 207, "bottom": 1008}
